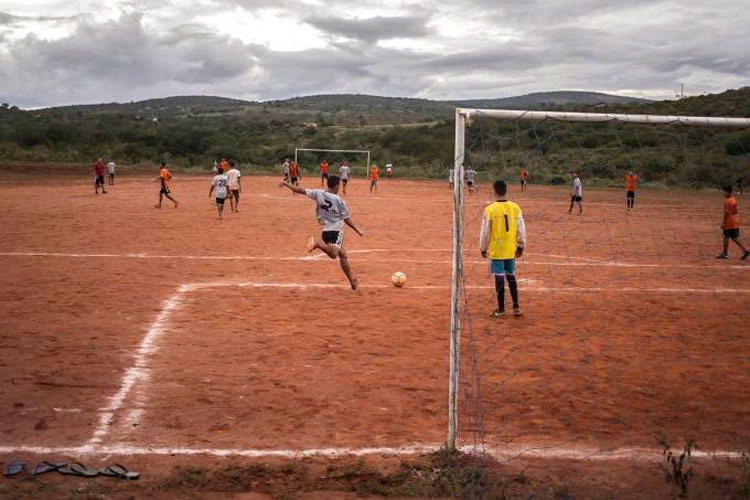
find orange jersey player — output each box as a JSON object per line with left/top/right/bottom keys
{"left": 520, "top": 167, "right": 528, "bottom": 191}
{"left": 625, "top": 170, "right": 637, "bottom": 210}
{"left": 320, "top": 160, "right": 329, "bottom": 186}
{"left": 155, "top": 161, "right": 178, "bottom": 208}
{"left": 289, "top": 161, "right": 301, "bottom": 186}
{"left": 716, "top": 185, "right": 749, "bottom": 260}
{"left": 369, "top": 164, "right": 380, "bottom": 193}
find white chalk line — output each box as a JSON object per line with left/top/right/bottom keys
{"left": 87, "top": 285, "right": 186, "bottom": 445}
{"left": 183, "top": 281, "right": 750, "bottom": 294}
{"left": 2, "top": 251, "right": 749, "bottom": 270}
{"left": 0, "top": 443, "right": 744, "bottom": 462}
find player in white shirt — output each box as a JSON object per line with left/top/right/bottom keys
{"left": 282, "top": 159, "right": 290, "bottom": 182}
{"left": 208, "top": 167, "right": 230, "bottom": 219}
{"left": 568, "top": 172, "right": 583, "bottom": 214}
{"left": 385, "top": 162, "right": 393, "bottom": 178}
{"left": 107, "top": 159, "right": 116, "bottom": 185}
{"left": 279, "top": 175, "right": 365, "bottom": 290}
{"left": 464, "top": 166, "right": 478, "bottom": 194}
{"left": 226, "top": 161, "right": 242, "bottom": 213}
{"left": 339, "top": 161, "right": 351, "bottom": 194}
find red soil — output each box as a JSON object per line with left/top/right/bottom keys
{"left": 0, "top": 171, "right": 748, "bottom": 496}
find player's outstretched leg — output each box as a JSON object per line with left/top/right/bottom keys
{"left": 165, "top": 193, "right": 178, "bottom": 208}
{"left": 338, "top": 248, "right": 359, "bottom": 290}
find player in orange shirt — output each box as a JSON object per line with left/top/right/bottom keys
{"left": 320, "top": 160, "right": 329, "bottom": 186}
{"left": 625, "top": 170, "right": 637, "bottom": 211}
{"left": 369, "top": 163, "right": 380, "bottom": 193}
{"left": 155, "top": 161, "right": 178, "bottom": 208}
{"left": 289, "top": 160, "right": 301, "bottom": 186}
{"left": 716, "top": 185, "right": 749, "bottom": 260}
{"left": 520, "top": 167, "right": 528, "bottom": 191}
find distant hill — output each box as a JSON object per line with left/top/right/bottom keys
{"left": 47, "top": 95, "right": 256, "bottom": 117}
{"left": 41, "top": 91, "right": 649, "bottom": 120}
{"left": 446, "top": 91, "right": 650, "bottom": 109}
{"left": 610, "top": 86, "right": 750, "bottom": 118}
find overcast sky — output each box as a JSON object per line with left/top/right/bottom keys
{"left": 1, "top": 0, "right": 748, "bottom": 108}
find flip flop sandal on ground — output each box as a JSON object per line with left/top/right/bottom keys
{"left": 104, "top": 464, "right": 140, "bottom": 480}
{"left": 97, "top": 467, "right": 119, "bottom": 477}
{"left": 31, "top": 461, "right": 67, "bottom": 476}
{"left": 3, "top": 461, "right": 24, "bottom": 477}
{"left": 58, "top": 462, "right": 98, "bottom": 477}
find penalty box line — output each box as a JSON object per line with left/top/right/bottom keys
{"left": 90, "top": 279, "right": 750, "bottom": 444}
{"left": 2, "top": 250, "right": 750, "bottom": 270}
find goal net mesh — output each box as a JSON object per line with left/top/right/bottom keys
{"left": 454, "top": 110, "right": 750, "bottom": 463}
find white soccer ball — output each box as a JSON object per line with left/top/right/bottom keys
{"left": 391, "top": 272, "right": 406, "bottom": 288}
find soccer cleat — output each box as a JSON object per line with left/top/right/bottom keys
{"left": 513, "top": 307, "right": 523, "bottom": 317}
{"left": 715, "top": 253, "right": 728, "bottom": 259}
{"left": 490, "top": 310, "right": 506, "bottom": 319}
{"left": 742, "top": 250, "right": 750, "bottom": 260}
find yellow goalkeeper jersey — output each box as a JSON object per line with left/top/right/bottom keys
{"left": 480, "top": 200, "right": 526, "bottom": 260}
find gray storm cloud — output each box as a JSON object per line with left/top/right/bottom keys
{"left": 0, "top": 0, "right": 749, "bottom": 107}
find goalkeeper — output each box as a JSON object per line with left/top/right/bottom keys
{"left": 480, "top": 180, "right": 527, "bottom": 318}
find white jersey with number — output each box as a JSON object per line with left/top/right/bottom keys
{"left": 573, "top": 177, "right": 582, "bottom": 196}
{"left": 212, "top": 174, "right": 229, "bottom": 198}
{"left": 107, "top": 161, "right": 115, "bottom": 174}
{"left": 339, "top": 165, "right": 350, "bottom": 180}
{"left": 305, "top": 189, "right": 350, "bottom": 231}
{"left": 465, "top": 169, "right": 477, "bottom": 183}
{"left": 283, "top": 161, "right": 290, "bottom": 177}
{"left": 226, "top": 168, "right": 241, "bottom": 189}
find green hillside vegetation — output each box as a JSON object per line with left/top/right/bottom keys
{"left": 0, "top": 88, "right": 748, "bottom": 188}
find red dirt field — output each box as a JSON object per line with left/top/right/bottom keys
{"left": 0, "top": 170, "right": 749, "bottom": 497}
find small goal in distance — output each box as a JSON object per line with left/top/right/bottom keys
{"left": 295, "top": 148, "right": 371, "bottom": 178}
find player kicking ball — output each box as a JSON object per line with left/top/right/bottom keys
{"left": 279, "top": 175, "right": 365, "bottom": 290}
{"left": 480, "top": 180, "right": 527, "bottom": 318}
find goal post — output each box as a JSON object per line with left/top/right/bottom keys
{"left": 447, "top": 107, "right": 750, "bottom": 451}
{"left": 294, "top": 148, "right": 371, "bottom": 177}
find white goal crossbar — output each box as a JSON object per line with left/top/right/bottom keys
{"left": 295, "top": 148, "right": 371, "bottom": 175}
{"left": 446, "top": 107, "right": 750, "bottom": 450}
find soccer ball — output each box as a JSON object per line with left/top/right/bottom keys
{"left": 391, "top": 272, "right": 406, "bottom": 288}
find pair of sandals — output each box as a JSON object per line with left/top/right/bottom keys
{"left": 3, "top": 460, "right": 139, "bottom": 480}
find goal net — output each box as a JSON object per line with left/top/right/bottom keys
{"left": 449, "top": 107, "right": 750, "bottom": 463}
{"left": 295, "top": 148, "right": 371, "bottom": 178}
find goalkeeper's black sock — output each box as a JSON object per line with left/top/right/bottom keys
{"left": 494, "top": 274, "right": 505, "bottom": 312}
{"left": 507, "top": 274, "right": 519, "bottom": 308}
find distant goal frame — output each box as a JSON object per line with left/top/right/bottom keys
{"left": 294, "top": 148, "right": 371, "bottom": 177}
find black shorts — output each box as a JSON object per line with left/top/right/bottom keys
{"left": 627, "top": 191, "right": 635, "bottom": 199}
{"left": 467, "top": 181, "right": 474, "bottom": 187}
{"left": 571, "top": 195, "right": 582, "bottom": 202}
{"left": 370, "top": 180, "right": 377, "bottom": 186}
{"left": 109, "top": 173, "right": 114, "bottom": 177}
{"left": 95, "top": 175, "right": 104, "bottom": 185}
{"left": 216, "top": 197, "right": 226, "bottom": 205}
{"left": 322, "top": 230, "right": 344, "bottom": 247}
{"left": 521, "top": 179, "right": 526, "bottom": 184}
{"left": 230, "top": 189, "right": 239, "bottom": 197}
{"left": 290, "top": 177, "right": 298, "bottom": 183}
{"left": 342, "top": 178, "right": 348, "bottom": 185}
{"left": 160, "top": 187, "right": 171, "bottom": 195}
{"left": 724, "top": 228, "right": 740, "bottom": 239}
{"left": 322, "top": 173, "right": 329, "bottom": 179}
